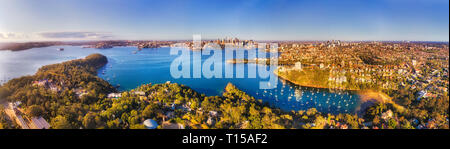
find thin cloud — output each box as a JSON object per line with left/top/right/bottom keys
{"left": 0, "top": 32, "right": 31, "bottom": 39}
{"left": 37, "top": 31, "right": 114, "bottom": 39}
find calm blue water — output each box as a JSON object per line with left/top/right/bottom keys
{"left": 0, "top": 46, "right": 360, "bottom": 114}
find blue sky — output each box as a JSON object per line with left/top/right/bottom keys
{"left": 0, "top": 0, "right": 448, "bottom": 41}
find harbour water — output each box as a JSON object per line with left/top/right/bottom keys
{"left": 0, "top": 46, "right": 360, "bottom": 114}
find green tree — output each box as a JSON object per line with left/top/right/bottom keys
{"left": 0, "top": 87, "right": 11, "bottom": 101}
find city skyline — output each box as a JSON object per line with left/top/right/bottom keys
{"left": 0, "top": 0, "right": 449, "bottom": 42}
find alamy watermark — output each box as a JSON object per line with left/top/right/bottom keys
{"left": 170, "top": 35, "right": 279, "bottom": 89}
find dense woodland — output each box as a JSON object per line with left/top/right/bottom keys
{"left": 0, "top": 54, "right": 448, "bottom": 129}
